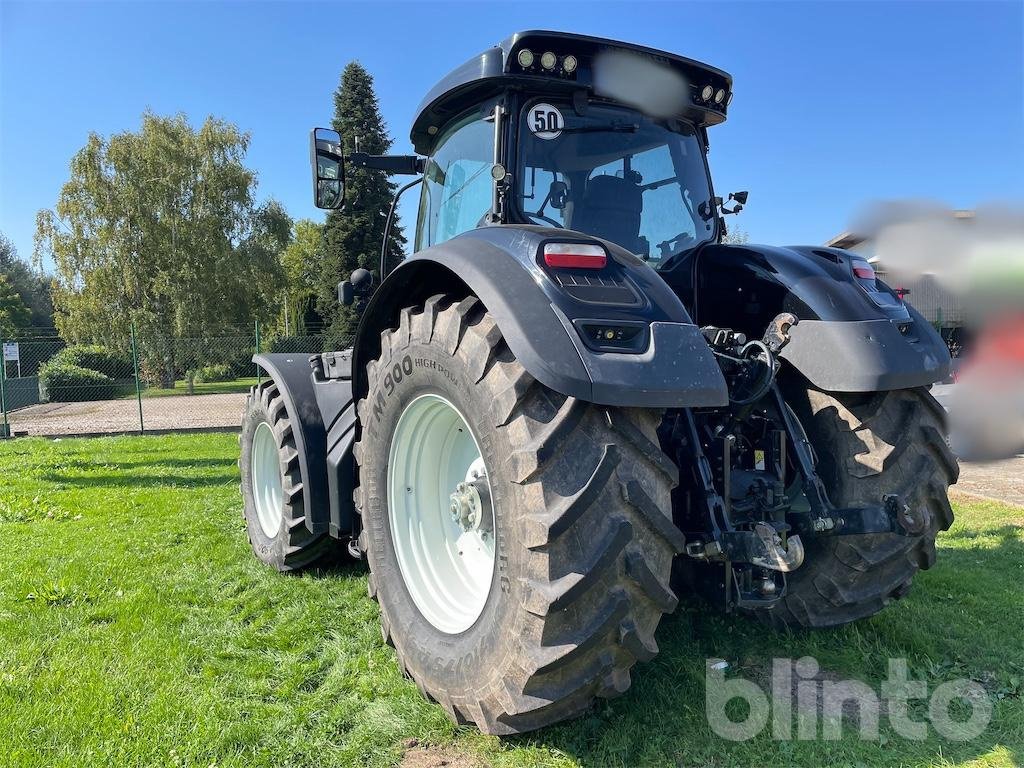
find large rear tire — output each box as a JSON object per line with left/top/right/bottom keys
{"left": 354, "top": 296, "right": 684, "bottom": 734}
{"left": 239, "top": 380, "right": 334, "bottom": 571}
{"left": 753, "top": 386, "right": 959, "bottom": 628}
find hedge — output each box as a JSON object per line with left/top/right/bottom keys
{"left": 51, "top": 344, "right": 133, "bottom": 380}
{"left": 192, "top": 364, "right": 233, "bottom": 383}
{"left": 38, "top": 362, "right": 120, "bottom": 402}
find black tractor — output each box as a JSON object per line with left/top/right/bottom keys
{"left": 239, "top": 31, "right": 957, "bottom": 735}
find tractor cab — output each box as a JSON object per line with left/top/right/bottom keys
{"left": 313, "top": 30, "right": 740, "bottom": 269}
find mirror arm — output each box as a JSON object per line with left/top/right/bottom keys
{"left": 349, "top": 152, "right": 425, "bottom": 176}
{"left": 380, "top": 177, "right": 423, "bottom": 280}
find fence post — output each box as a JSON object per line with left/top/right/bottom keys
{"left": 255, "top": 320, "right": 261, "bottom": 385}
{"left": 0, "top": 346, "right": 9, "bottom": 439}
{"left": 131, "top": 324, "right": 144, "bottom": 434}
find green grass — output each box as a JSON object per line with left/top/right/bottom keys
{"left": 0, "top": 434, "right": 1021, "bottom": 767}
{"left": 129, "top": 376, "right": 259, "bottom": 399}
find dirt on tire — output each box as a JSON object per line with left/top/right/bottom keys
{"left": 752, "top": 385, "right": 958, "bottom": 628}
{"left": 239, "top": 380, "right": 334, "bottom": 571}
{"left": 353, "top": 295, "right": 685, "bottom": 734}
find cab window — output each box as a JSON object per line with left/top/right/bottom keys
{"left": 415, "top": 111, "right": 494, "bottom": 249}
{"left": 516, "top": 101, "right": 715, "bottom": 263}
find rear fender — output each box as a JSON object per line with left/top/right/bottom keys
{"left": 253, "top": 353, "right": 354, "bottom": 537}
{"left": 683, "top": 243, "right": 951, "bottom": 392}
{"left": 351, "top": 225, "right": 729, "bottom": 408}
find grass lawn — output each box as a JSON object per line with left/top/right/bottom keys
{"left": 0, "top": 434, "right": 1021, "bottom": 767}
{"left": 131, "top": 377, "right": 260, "bottom": 399}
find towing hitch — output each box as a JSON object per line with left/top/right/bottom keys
{"left": 687, "top": 522, "right": 805, "bottom": 572}
{"left": 721, "top": 523, "right": 805, "bottom": 572}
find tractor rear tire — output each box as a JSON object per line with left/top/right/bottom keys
{"left": 752, "top": 386, "right": 958, "bottom": 629}
{"left": 240, "top": 380, "right": 334, "bottom": 571}
{"left": 353, "top": 296, "right": 684, "bottom": 734}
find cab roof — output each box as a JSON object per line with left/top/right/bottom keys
{"left": 410, "top": 30, "right": 733, "bottom": 154}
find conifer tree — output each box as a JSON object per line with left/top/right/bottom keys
{"left": 318, "top": 62, "right": 405, "bottom": 346}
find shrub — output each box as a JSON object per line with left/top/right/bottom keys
{"left": 38, "top": 361, "right": 119, "bottom": 402}
{"left": 223, "top": 347, "right": 256, "bottom": 378}
{"left": 51, "top": 344, "right": 133, "bottom": 380}
{"left": 193, "top": 363, "right": 233, "bottom": 383}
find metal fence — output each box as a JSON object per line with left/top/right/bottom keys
{"left": 0, "top": 322, "right": 342, "bottom": 438}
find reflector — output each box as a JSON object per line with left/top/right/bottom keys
{"left": 853, "top": 262, "right": 876, "bottom": 280}
{"left": 543, "top": 242, "right": 608, "bottom": 269}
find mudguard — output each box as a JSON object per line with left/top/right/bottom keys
{"left": 675, "top": 243, "right": 951, "bottom": 392}
{"left": 253, "top": 353, "right": 356, "bottom": 536}
{"left": 351, "top": 225, "right": 729, "bottom": 408}
{"left": 778, "top": 304, "right": 950, "bottom": 392}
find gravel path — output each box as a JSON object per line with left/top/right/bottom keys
{"left": 954, "top": 456, "right": 1024, "bottom": 508}
{"left": 6, "top": 388, "right": 1022, "bottom": 508}
{"left": 7, "top": 393, "right": 245, "bottom": 436}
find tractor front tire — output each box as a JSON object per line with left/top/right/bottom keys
{"left": 753, "top": 386, "right": 958, "bottom": 628}
{"left": 240, "top": 380, "right": 334, "bottom": 571}
{"left": 354, "top": 296, "right": 684, "bottom": 734}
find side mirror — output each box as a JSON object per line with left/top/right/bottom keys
{"left": 350, "top": 268, "right": 373, "bottom": 294}
{"left": 310, "top": 127, "right": 345, "bottom": 209}
{"left": 720, "top": 190, "right": 748, "bottom": 216}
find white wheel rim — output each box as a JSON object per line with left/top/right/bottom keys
{"left": 251, "top": 421, "right": 284, "bottom": 538}
{"left": 388, "top": 393, "right": 495, "bottom": 634}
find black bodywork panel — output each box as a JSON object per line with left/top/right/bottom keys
{"left": 254, "top": 352, "right": 357, "bottom": 537}
{"left": 257, "top": 235, "right": 950, "bottom": 542}
{"left": 778, "top": 307, "right": 950, "bottom": 392}
{"left": 661, "top": 242, "right": 951, "bottom": 391}
{"left": 351, "top": 225, "right": 730, "bottom": 409}
{"left": 411, "top": 30, "right": 732, "bottom": 154}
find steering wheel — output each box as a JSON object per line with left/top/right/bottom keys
{"left": 527, "top": 212, "right": 564, "bottom": 228}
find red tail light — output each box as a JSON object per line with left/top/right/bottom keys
{"left": 852, "top": 259, "right": 876, "bottom": 281}
{"left": 543, "top": 242, "right": 607, "bottom": 269}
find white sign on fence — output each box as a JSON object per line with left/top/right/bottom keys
{"left": 3, "top": 342, "right": 21, "bottom": 378}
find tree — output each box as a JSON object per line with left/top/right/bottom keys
{"left": 0, "top": 232, "right": 53, "bottom": 328}
{"left": 281, "top": 219, "right": 324, "bottom": 335}
{"left": 34, "top": 112, "right": 289, "bottom": 386}
{"left": 721, "top": 226, "right": 750, "bottom": 245}
{"left": 318, "top": 62, "right": 405, "bottom": 346}
{"left": 0, "top": 273, "right": 31, "bottom": 338}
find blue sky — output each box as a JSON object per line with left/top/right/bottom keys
{"left": 1, "top": 1, "right": 1022, "bottom": 269}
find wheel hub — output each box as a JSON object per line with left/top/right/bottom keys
{"left": 450, "top": 459, "right": 492, "bottom": 535}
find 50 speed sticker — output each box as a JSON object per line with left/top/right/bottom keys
{"left": 529, "top": 103, "right": 564, "bottom": 140}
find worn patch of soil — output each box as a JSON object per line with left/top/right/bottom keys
{"left": 399, "top": 739, "right": 486, "bottom": 768}
{"left": 742, "top": 658, "right": 887, "bottom": 738}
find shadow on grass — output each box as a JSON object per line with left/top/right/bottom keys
{"left": 43, "top": 456, "right": 238, "bottom": 471}
{"left": 502, "top": 530, "right": 1023, "bottom": 767}
{"left": 38, "top": 471, "right": 237, "bottom": 489}
{"left": 31, "top": 452, "right": 241, "bottom": 488}
{"left": 303, "top": 555, "right": 368, "bottom": 581}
